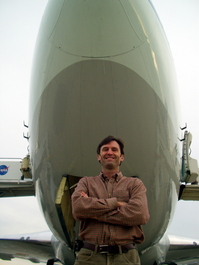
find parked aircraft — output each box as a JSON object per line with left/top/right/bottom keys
{"left": 1, "top": 0, "right": 199, "bottom": 264}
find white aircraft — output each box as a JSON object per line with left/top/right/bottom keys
{"left": 1, "top": 0, "right": 199, "bottom": 264}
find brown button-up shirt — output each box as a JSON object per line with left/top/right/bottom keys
{"left": 72, "top": 172, "right": 149, "bottom": 245}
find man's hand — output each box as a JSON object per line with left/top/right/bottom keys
{"left": 117, "top": 201, "right": 127, "bottom": 207}
{"left": 81, "top": 191, "right": 88, "bottom": 198}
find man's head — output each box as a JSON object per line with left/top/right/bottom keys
{"left": 97, "top": 136, "right": 124, "bottom": 155}
{"left": 97, "top": 136, "right": 124, "bottom": 171}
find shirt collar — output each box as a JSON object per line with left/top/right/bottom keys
{"left": 100, "top": 172, "right": 123, "bottom": 182}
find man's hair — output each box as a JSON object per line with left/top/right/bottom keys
{"left": 96, "top": 136, "right": 124, "bottom": 155}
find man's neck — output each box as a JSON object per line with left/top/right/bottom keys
{"left": 101, "top": 168, "right": 119, "bottom": 179}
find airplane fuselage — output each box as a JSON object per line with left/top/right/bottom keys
{"left": 29, "top": 0, "right": 181, "bottom": 263}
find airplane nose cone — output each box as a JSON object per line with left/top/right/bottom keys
{"left": 42, "top": 0, "right": 153, "bottom": 57}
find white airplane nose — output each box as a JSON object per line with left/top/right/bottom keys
{"left": 29, "top": 1, "right": 181, "bottom": 262}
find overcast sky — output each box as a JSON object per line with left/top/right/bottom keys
{"left": 0, "top": 0, "right": 199, "bottom": 264}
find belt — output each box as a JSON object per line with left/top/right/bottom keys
{"left": 83, "top": 242, "right": 136, "bottom": 254}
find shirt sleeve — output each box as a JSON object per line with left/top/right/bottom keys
{"left": 96, "top": 179, "right": 150, "bottom": 226}
{"left": 71, "top": 177, "right": 118, "bottom": 221}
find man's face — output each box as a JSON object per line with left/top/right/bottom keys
{"left": 98, "top": 141, "right": 124, "bottom": 170}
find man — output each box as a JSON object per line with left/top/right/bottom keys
{"left": 71, "top": 136, "right": 149, "bottom": 265}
